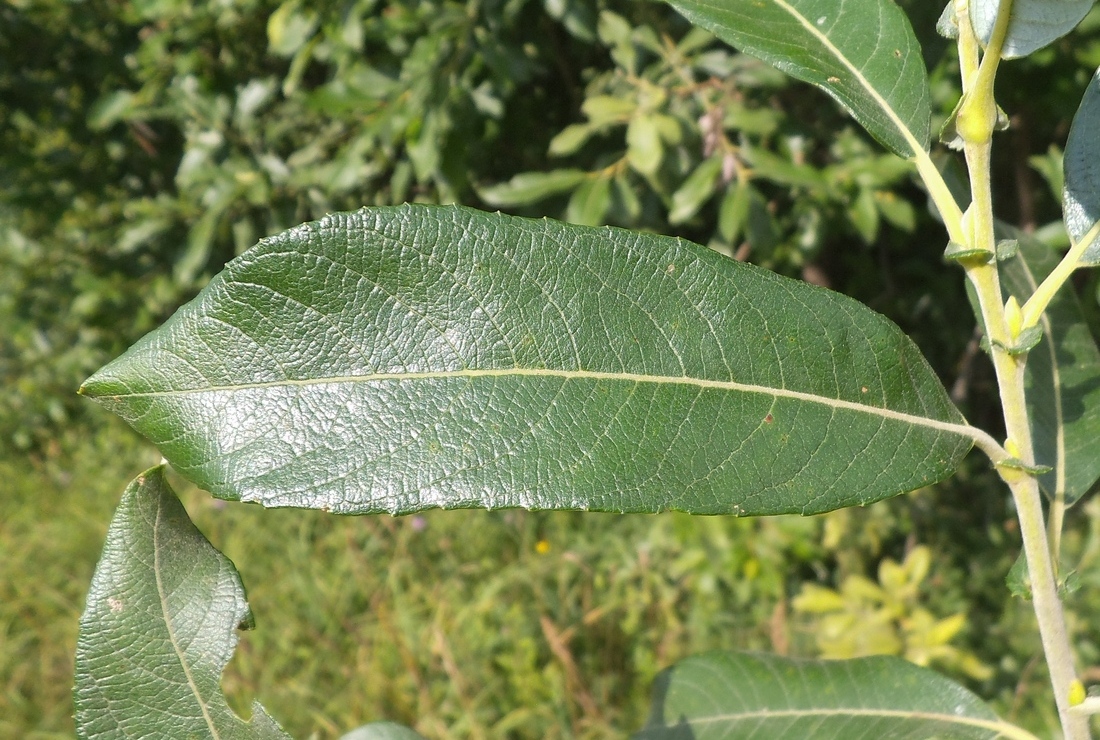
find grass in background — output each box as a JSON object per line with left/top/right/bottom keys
{"left": 179, "top": 474, "right": 824, "bottom": 738}
{"left": 5, "top": 420, "right": 1097, "bottom": 738}
{"left": 0, "top": 420, "right": 161, "bottom": 739}
{"left": 0, "top": 420, "right": 822, "bottom": 739}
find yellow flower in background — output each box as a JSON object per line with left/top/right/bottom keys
{"left": 793, "top": 546, "right": 992, "bottom": 681}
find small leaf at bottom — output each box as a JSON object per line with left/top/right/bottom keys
{"left": 635, "top": 651, "right": 1035, "bottom": 740}
{"left": 74, "top": 466, "right": 288, "bottom": 740}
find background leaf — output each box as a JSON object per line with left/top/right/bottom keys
{"left": 82, "top": 206, "right": 976, "bottom": 517}
{"left": 669, "top": 155, "right": 724, "bottom": 224}
{"left": 634, "top": 651, "right": 1036, "bottom": 740}
{"left": 478, "top": 170, "right": 589, "bottom": 208}
{"left": 998, "top": 225, "right": 1100, "bottom": 504}
{"left": 662, "top": 0, "right": 931, "bottom": 157}
{"left": 565, "top": 175, "right": 612, "bottom": 226}
{"left": 1064, "top": 66, "right": 1100, "bottom": 263}
{"left": 74, "top": 467, "right": 288, "bottom": 739}
{"left": 970, "top": 0, "right": 1094, "bottom": 59}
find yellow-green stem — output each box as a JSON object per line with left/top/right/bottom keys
{"left": 1022, "top": 219, "right": 1100, "bottom": 328}
{"left": 950, "top": 1, "right": 1088, "bottom": 735}
{"left": 954, "top": 0, "right": 980, "bottom": 91}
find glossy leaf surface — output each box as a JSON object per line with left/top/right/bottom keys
{"left": 999, "top": 225, "right": 1100, "bottom": 503}
{"left": 635, "top": 651, "right": 1036, "bottom": 740}
{"left": 74, "top": 467, "right": 288, "bottom": 739}
{"left": 1064, "top": 66, "right": 1100, "bottom": 263}
{"left": 663, "top": 0, "right": 930, "bottom": 157}
{"left": 970, "top": 0, "right": 1094, "bottom": 59}
{"left": 82, "top": 206, "right": 976, "bottom": 516}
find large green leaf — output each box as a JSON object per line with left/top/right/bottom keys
{"left": 998, "top": 225, "right": 1100, "bottom": 504}
{"left": 662, "top": 0, "right": 930, "bottom": 158}
{"left": 1064, "top": 66, "right": 1100, "bottom": 264}
{"left": 74, "top": 467, "right": 289, "bottom": 739}
{"left": 82, "top": 205, "right": 979, "bottom": 517}
{"left": 634, "top": 651, "right": 1038, "bottom": 740}
{"left": 970, "top": 0, "right": 1094, "bottom": 59}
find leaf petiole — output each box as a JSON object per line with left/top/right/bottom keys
{"left": 1021, "top": 219, "right": 1100, "bottom": 330}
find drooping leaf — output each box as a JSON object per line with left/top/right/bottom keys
{"left": 669, "top": 155, "right": 724, "bottom": 224}
{"left": 82, "top": 205, "right": 979, "bottom": 517}
{"left": 477, "top": 169, "right": 588, "bottom": 208}
{"left": 634, "top": 651, "right": 1038, "bottom": 740}
{"left": 340, "top": 723, "right": 427, "bottom": 740}
{"left": 717, "top": 179, "right": 751, "bottom": 244}
{"left": 970, "top": 0, "right": 1094, "bottom": 59}
{"left": 548, "top": 123, "right": 595, "bottom": 157}
{"left": 627, "top": 114, "right": 664, "bottom": 176}
{"left": 565, "top": 175, "right": 612, "bottom": 226}
{"left": 998, "top": 224, "right": 1100, "bottom": 504}
{"left": 74, "top": 467, "right": 288, "bottom": 740}
{"left": 1064, "top": 66, "right": 1100, "bottom": 264}
{"left": 662, "top": 0, "right": 931, "bottom": 158}
{"left": 848, "top": 186, "right": 880, "bottom": 244}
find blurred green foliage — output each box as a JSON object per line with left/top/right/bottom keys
{"left": 5, "top": 0, "right": 1100, "bottom": 450}
{"left": 6, "top": 1, "right": 1100, "bottom": 737}
{"left": 1, "top": 0, "right": 619, "bottom": 449}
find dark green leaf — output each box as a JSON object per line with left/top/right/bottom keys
{"left": 662, "top": 0, "right": 931, "bottom": 158}
{"left": 74, "top": 467, "right": 288, "bottom": 740}
{"left": 82, "top": 205, "right": 977, "bottom": 517}
{"left": 970, "top": 0, "right": 1094, "bottom": 59}
{"left": 745, "top": 186, "right": 780, "bottom": 257}
{"left": 998, "top": 224, "right": 1100, "bottom": 503}
{"left": 1064, "top": 67, "right": 1100, "bottom": 264}
{"left": 635, "top": 651, "right": 1035, "bottom": 740}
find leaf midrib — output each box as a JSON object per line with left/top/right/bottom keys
{"left": 152, "top": 493, "right": 221, "bottom": 739}
{"left": 98, "top": 366, "right": 984, "bottom": 444}
{"left": 770, "top": 0, "right": 927, "bottom": 159}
